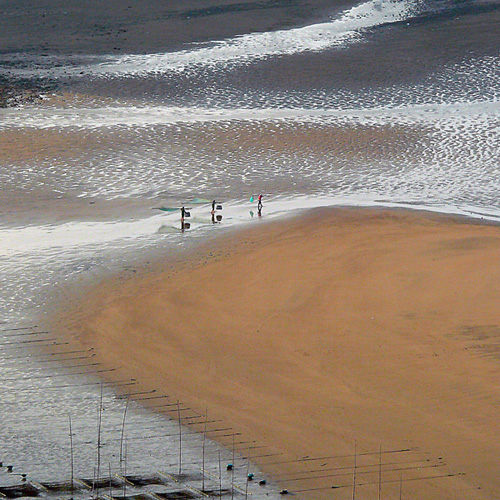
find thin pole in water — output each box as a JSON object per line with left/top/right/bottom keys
{"left": 95, "top": 383, "right": 104, "bottom": 499}
{"left": 219, "top": 450, "right": 222, "bottom": 499}
{"left": 68, "top": 413, "right": 74, "bottom": 500}
{"left": 108, "top": 462, "right": 112, "bottom": 499}
{"left": 177, "top": 400, "right": 182, "bottom": 475}
{"left": 123, "top": 439, "right": 128, "bottom": 499}
{"left": 378, "top": 445, "right": 382, "bottom": 500}
{"left": 245, "top": 447, "right": 250, "bottom": 500}
{"left": 202, "top": 408, "right": 207, "bottom": 491}
{"left": 231, "top": 434, "right": 235, "bottom": 500}
{"left": 119, "top": 398, "right": 129, "bottom": 475}
{"left": 352, "top": 442, "right": 357, "bottom": 500}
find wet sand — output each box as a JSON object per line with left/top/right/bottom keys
{"left": 55, "top": 208, "right": 500, "bottom": 500}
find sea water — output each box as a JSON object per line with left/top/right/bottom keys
{"left": 0, "top": 0, "right": 499, "bottom": 494}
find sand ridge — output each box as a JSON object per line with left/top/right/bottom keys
{"left": 56, "top": 208, "right": 500, "bottom": 500}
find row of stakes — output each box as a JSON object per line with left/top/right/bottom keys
{"left": 0, "top": 461, "right": 289, "bottom": 497}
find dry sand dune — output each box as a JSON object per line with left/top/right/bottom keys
{"left": 56, "top": 208, "right": 500, "bottom": 500}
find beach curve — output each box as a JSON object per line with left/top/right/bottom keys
{"left": 52, "top": 207, "right": 500, "bottom": 500}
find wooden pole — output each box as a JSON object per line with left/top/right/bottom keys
{"left": 219, "top": 451, "right": 222, "bottom": 499}
{"left": 352, "top": 442, "right": 357, "bottom": 500}
{"left": 119, "top": 398, "right": 129, "bottom": 475}
{"left": 245, "top": 447, "right": 250, "bottom": 500}
{"left": 68, "top": 414, "right": 74, "bottom": 500}
{"left": 95, "top": 384, "right": 104, "bottom": 499}
{"left": 378, "top": 445, "right": 382, "bottom": 500}
{"left": 123, "top": 440, "right": 127, "bottom": 499}
{"left": 202, "top": 409, "right": 207, "bottom": 491}
{"left": 108, "top": 462, "right": 112, "bottom": 499}
{"left": 231, "top": 435, "right": 235, "bottom": 500}
{"left": 177, "top": 400, "right": 182, "bottom": 475}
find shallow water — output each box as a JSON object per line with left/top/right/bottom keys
{"left": 0, "top": 0, "right": 499, "bottom": 496}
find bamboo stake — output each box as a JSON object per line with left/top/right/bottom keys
{"left": 278, "top": 458, "right": 432, "bottom": 479}
{"left": 38, "top": 354, "right": 95, "bottom": 363}
{"left": 219, "top": 450, "right": 222, "bottom": 499}
{"left": 147, "top": 401, "right": 190, "bottom": 409}
{"left": 352, "top": 442, "right": 357, "bottom": 500}
{"left": 119, "top": 398, "right": 129, "bottom": 475}
{"left": 95, "top": 384, "right": 104, "bottom": 499}
{"left": 133, "top": 394, "right": 169, "bottom": 402}
{"left": 38, "top": 348, "right": 94, "bottom": 357}
{"left": 267, "top": 448, "right": 413, "bottom": 466}
{"left": 123, "top": 439, "right": 128, "bottom": 499}
{"left": 202, "top": 409, "right": 207, "bottom": 491}
{"left": 108, "top": 463, "right": 112, "bottom": 499}
{"left": 291, "top": 471, "right": 464, "bottom": 493}
{"left": 239, "top": 450, "right": 279, "bottom": 460}
{"left": 0, "top": 341, "right": 69, "bottom": 351}
{"left": 117, "top": 389, "right": 155, "bottom": 398}
{"left": 378, "top": 445, "right": 382, "bottom": 500}
{"left": 0, "top": 337, "right": 57, "bottom": 345}
{"left": 245, "top": 448, "right": 250, "bottom": 500}
{"left": 0, "top": 350, "right": 94, "bottom": 362}
{"left": 3, "top": 366, "right": 117, "bottom": 383}
{"left": 177, "top": 400, "right": 182, "bottom": 475}
{"left": 0, "top": 326, "right": 38, "bottom": 331}
{"left": 68, "top": 414, "right": 74, "bottom": 500}
{"left": 278, "top": 462, "right": 445, "bottom": 483}
{"left": 231, "top": 434, "right": 235, "bottom": 500}
{"left": 13, "top": 379, "right": 135, "bottom": 391}
{"left": 2, "top": 330, "right": 48, "bottom": 336}
{"left": 187, "top": 419, "right": 222, "bottom": 426}
{"left": 102, "top": 428, "right": 239, "bottom": 442}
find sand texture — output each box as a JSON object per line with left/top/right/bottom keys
{"left": 58, "top": 208, "right": 500, "bottom": 500}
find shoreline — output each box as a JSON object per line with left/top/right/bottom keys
{"left": 50, "top": 206, "right": 500, "bottom": 500}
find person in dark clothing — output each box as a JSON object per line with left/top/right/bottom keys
{"left": 180, "top": 206, "right": 186, "bottom": 231}
{"left": 257, "top": 194, "right": 263, "bottom": 215}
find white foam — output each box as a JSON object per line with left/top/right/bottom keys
{"left": 3, "top": 192, "right": 500, "bottom": 261}
{"left": 2, "top": 97, "right": 499, "bottom": 130}
{"left": 0, "top": 215, "right": 165, "bottom": 256}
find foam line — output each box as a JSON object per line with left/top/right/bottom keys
{"left": 2, "top": 195, "right": 500, "bottom": 259}
{"left": 2, "top": 98, "right": 499, "bottom": 130}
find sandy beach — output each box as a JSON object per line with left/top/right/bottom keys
{"left": 3, "top": 0, "right": 500, "bottom": 494}
{"left": 53, "top": 208, "right": 500, "bottom": 500}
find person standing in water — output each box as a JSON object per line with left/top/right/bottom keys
{"left": 257, "top": 194, "right": 263, "bottom": 215}
{"left": 211, "top": 200, "right": 216, "bottom": 223}
{"left": 180, "top": 206, "right": 186, "bottom": 231}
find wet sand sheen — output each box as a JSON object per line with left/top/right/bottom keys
{"left": 58, "top": 208, "right": 500, "bottom": 500}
